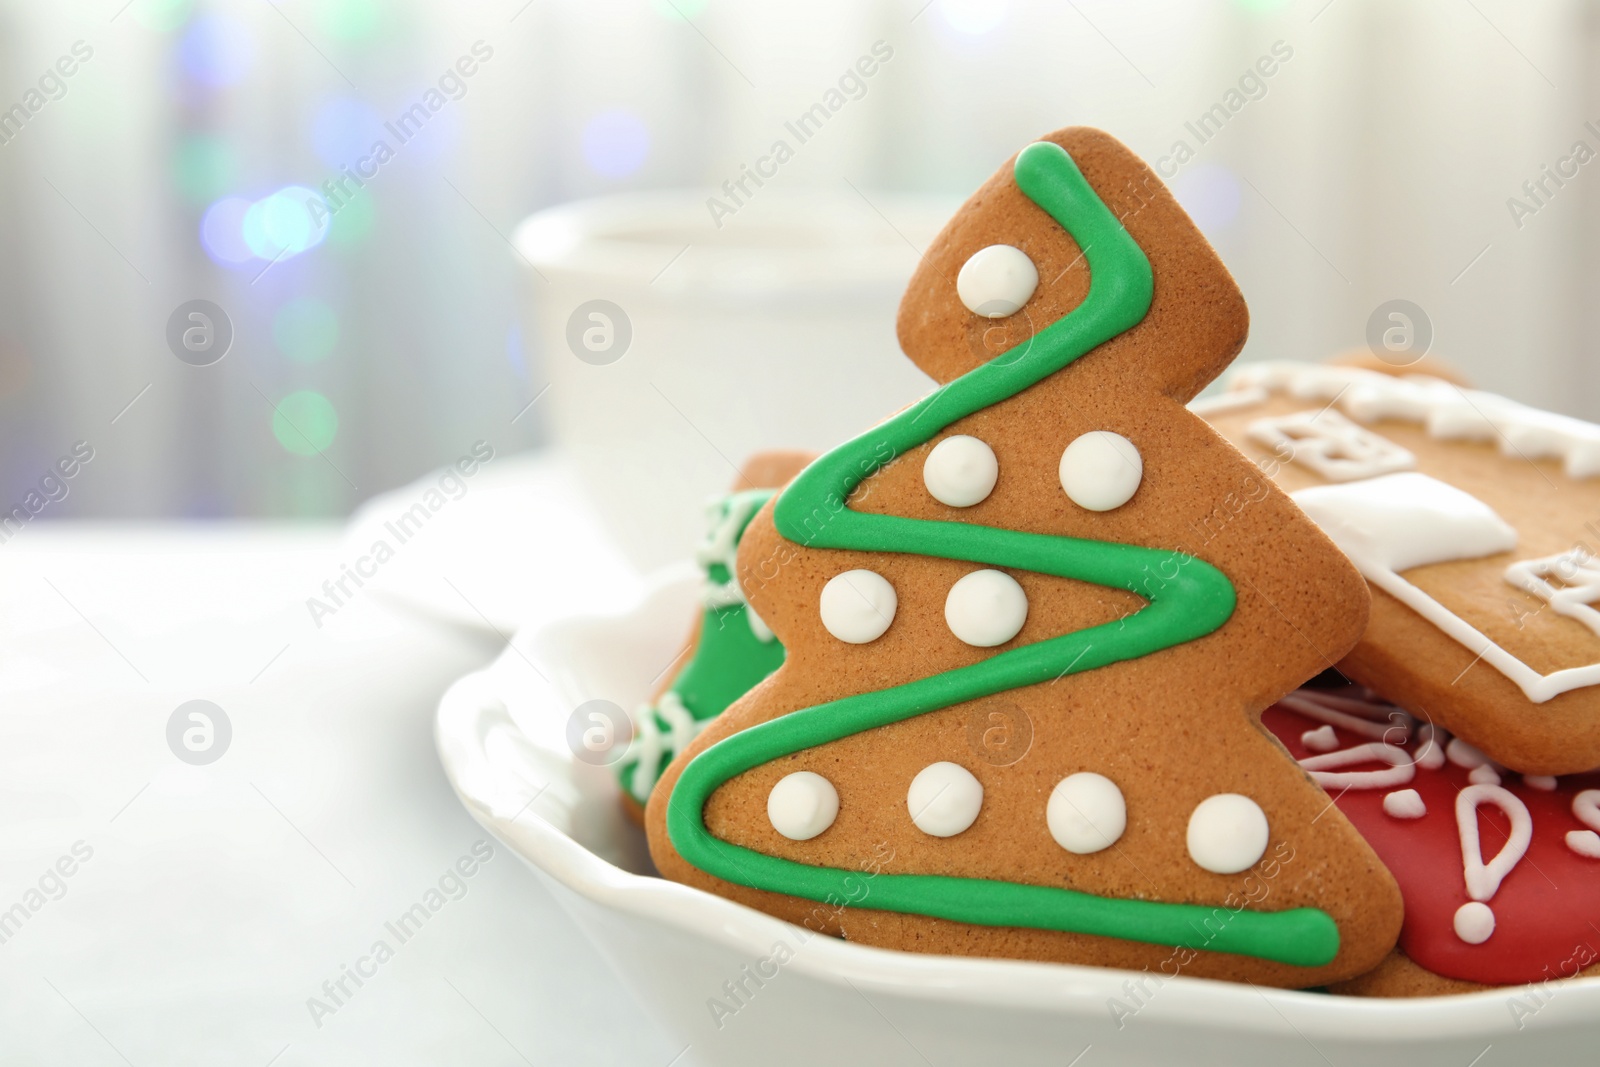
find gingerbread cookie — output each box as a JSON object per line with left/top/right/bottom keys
{"left": 1199, "top": 360, "right": 1600, "bottom": 774}
{"left": 616, "top": 450, "right": 814, "bottom": 821}
{"left": 1261, "top": 681, "right": 1600, "bottom": 996}
{"left": 645, "top": 127, "right": 1401, "bottom": 987}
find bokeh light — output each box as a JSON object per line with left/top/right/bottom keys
{"left": 133, "top": 0, "right": 194, "bottom": 32}
{"left": 1172, "top": 163, "right": 1242, "bottom": 232}
{"left": 173, "top": 135, "right": 235, "bottom": 204}
{"left": 180, "top": 12, "right": 255, "bottom": 88}
{"left": 199, "top": 196, "right": 255, "bottom": 264}
{"left": 312, "top": 95, "right": 386, "bottom": 169}
{"left": 274, "top": 299, "right": 340, "bottom": 364}
{"left": 272, "top": 391, "right": 339, "bottom": 455}
{"left": 242, "top": 186, "right": 329, "bottom": 261}
{"left": 582, "top": 109, "right": 650, "bottom": 179}
{"left": 937, "top": 0, "right": 1008, "bottom": 35}
{"left": 316, "top": 0, "right": 382, "bottom": 42}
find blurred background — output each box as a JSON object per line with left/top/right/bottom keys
{"left": 3, "top": 0, "right": 1598, "bottom": 528}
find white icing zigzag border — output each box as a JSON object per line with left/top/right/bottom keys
{"left": 1220, "top": 361, "right": 1600, "bottom": 479}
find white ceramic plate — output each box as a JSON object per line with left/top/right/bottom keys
{"left": 435, "top": 570, "right": 1600, "bottom": 1067}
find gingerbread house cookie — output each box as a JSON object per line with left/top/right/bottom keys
{"left": 1200, "top": 361, "right": 1600, "bottom": 774}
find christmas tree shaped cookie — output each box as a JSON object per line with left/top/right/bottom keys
{"left": 645, "top": 128, "right": 1402, "bottom": 986}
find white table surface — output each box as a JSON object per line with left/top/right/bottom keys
{"left": 0, "top": 455, "right": 681, "bottom": 1065}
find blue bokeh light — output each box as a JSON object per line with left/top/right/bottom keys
{"left": 200, "top": 196, "right": 255, "bottom": 264}
{"left": 180, "top": 12, "right": 255, "bottom": 88}
{"left": 581, "top": 109, "right": 650, "bottom": 179}
{"left": 242, "top": 186, "right": 329, "bottom": 261}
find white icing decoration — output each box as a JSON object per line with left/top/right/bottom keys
{"left": 1456, "top": 783, "right": 1532, "bottom": 902}
{"left": 956, "top": 244, "right": 1038, "bottom": 318}
{"left": 906, "top": 762, "right": 983, "bottom": 837}
{"left": 1573, "top": 788, "right": 1600, "bottom": 834}
{"left": 1505, "top": 550, "right": 1600, "bottom": 638}
{"left": 1383, "top": 789, "right": 1427, "bottom": 819}
{"left": 1446, "top": 737, "right": 1489, "bottom": 770}
{"left": 1046, "top": 772, "right": 1127, "bottom": 854}
{"left": 1468, "top": 764, "right": 1502, "bottom": 786}
{"left": 944, "top": 569, "right": 1028, "bottom": 647}
{"left": 767, "top": 771, "right": 839, "bottom": 841}
{"left": 1280, "top": 691, "right": 1411, "bottom": 742}
{"left": 1415, "top": 723, "right": 1449, "bottom": 770}
{"left": 1291, "top": 688, "right": 1407, "bottom": 723}
{"left": 698, "top": 492, "right": 778, "bottom": 643}
{"left": 1454, "top": 901, "right": 1496, "bottom": 945}
{"left": 1186, "top": 793, "right": 1269, "bottom": 875}
{"left": 1300, "top": 725, "right": 1339, "bottom": 752}
{"left": 1229, "top": 360, "right": 1600, "bottom": 480}
{"left": 1293, "top": 472, "right": 1518, "bottom": 574}
{"left": 1566, "top": 830, "right": 1600, "bottom": 859}
{"left": 1525, "top": 774, "right": 1558, "bottom": 791}
{"left": 1295, "top": 474, "right": 1600, "bottom": 703}
{"left": 923, "top": 435, "right": 999, "bottom": 508}
{"left": 619, "top": 691, "right": 707, "bottom": 803}
{"left": 1246, "top": 408, "right": 1415, "bottom": 482}
{"left": 819, "top": 569, "right": 897, "bottom": 644}
{"left": 1058, "top": 431, "right": 1143, "bottom": 512}
{"left": 1298, "top": 742, "right": 1416, "bottom": 790}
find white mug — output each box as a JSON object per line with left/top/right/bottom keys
{"left": 514, "top": 189, "right": 956, "bottom": 570}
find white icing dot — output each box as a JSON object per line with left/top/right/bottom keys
{"left": 1059, "top": 431, "right": 1143, "bottom": 512}
{"left": 907, "top": 762, "right": 983, "bottom": 837}
{"left": 1566, "top": 830, "right": 1600, "bottom": 859}
{"left": 944, "top": 569, "right": 1028, "bottom": 647}
{"left": 819, "top": 570, "right": 897, "bottom": 644}
{"left": 1047, "top": 772, "right": 1127, "bottom": 854}
{"left": 1383, "top": 788, "right": 1427, "bottom": 819}
{"left": 1300, "top": 725, "right": 1339, "bottom": 752}
{"left": 923, "top": 435, "right": 999, "bottom": 508}
{"left": 767, "top": 771, "right": 839, "bottom": 841}
{"left": 1186, "top": 794, "right": 1269, "bottom": 875}
{"left": 1453, "top": 901, "right": 1496, "bottom": 945}
{"left": 1525, "top": 774, "right": 1558, "bottom": 791}
{"left": 956, "top": 244, "right": 1038, "bottom": 318}
{"left": 1446, "top": 737, "right": 1489, "bottom": 769}
{"left": 1468, "top": 764, "right": 1502, "bottom": 786}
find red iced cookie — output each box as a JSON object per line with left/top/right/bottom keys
{"left": 1265, "top": 687, "right": 1600, "bottom": 986}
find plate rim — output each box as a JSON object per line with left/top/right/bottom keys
{"left": 435, "top": 571, "right": 1600, "bottom": 1043}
